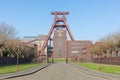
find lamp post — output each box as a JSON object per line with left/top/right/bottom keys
{"left": 98, "top": 52, "right": 101, "bottom": 71}
{"left": 81, "top": 48, "right": 83, "bottom": 63}
{"left": 34, "top": 44, "right": 37, "bottom": 63}
{"left": 16, "top": 45, "right": 19, "bottom": 71}
{"left": 97, "top": 46, "right": 101, "bottom": 71}
{"left": 52, "top": 52, "right": 54, "bottom": 63}
{"left": 46, "top": 51, "right": 48, "bottom": 63}
{"left": 66, "top": 41, "right": 68, "bottom": 63}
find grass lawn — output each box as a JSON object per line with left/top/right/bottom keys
{"left": 0, "top": 63, "right": 43, "bottom": 74}
{"left": 53, "top": 58, "right": 71, "bottom": 62}
{"left": 54, "top": 59, "right": 66, "bottom": 62}
{"left": 76, "top": 62, "right": 120, "bottom": 74}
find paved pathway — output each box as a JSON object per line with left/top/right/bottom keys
{"left": 6, "top": 62, "right": 119, "bottom": 80}
{"left": 0, "top": 63, "right": 51, "bottom": 80}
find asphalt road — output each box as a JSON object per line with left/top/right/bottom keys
{"left": 6, "top": 62, "right": 116, "bottom": 80}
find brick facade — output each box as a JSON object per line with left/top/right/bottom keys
{"left": 53, "top": 30, "right": 67, "bottom": 58}
{"left": 53, "top": 29, "right": 93, "bottom": 59}
{"left": 68, "top": 41, "right": 93, "bottom": 61}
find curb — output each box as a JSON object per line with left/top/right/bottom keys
{"left": 0, "top": 63, "right": 52, "bottom": 80}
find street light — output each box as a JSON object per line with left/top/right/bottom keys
{"left": 66, "top": 41, "right": 68, "bottom": 63}
{"left": 97, "top": 46, "right": 101, "bottom": 71}
{"left": 81, "top": 48, "right": 84, "bottom": 63}
{"left": 16, "top": 45, "right": 19, "bottom": 71}
{"left": 34, "top": 44, "right": 37, "bottom": 63}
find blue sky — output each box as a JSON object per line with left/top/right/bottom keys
{"left": 0, "top": 0, "right": 120, "bottom": 42}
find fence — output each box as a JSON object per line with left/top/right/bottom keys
{"left": 92, "top": 57, "right": 120, "bottom": 65}
{"left": 0, "top": 57, "right": 33, "bottom": 66}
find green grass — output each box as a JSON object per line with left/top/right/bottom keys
{"left": 54, "top": 58, "right": 66, "bottom": 62}
{"left": 53, "top": 58, "right": 71, "bottom": 62}
{"left": 0, "top": 63, "right": 43, "bottom": 74}
{"left": 48, "top": 58, "right": 70, "bottom": 63}
{"left": 76, "top": 62, "right": 120, "bottom": 74}
{"left": 55, "top": 59, "right": 66, "bottom": 62}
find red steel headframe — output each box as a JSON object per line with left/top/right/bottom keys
{"left": 38, "top": 12, "right": 74, "bottom": 59}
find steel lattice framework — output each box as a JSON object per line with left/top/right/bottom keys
{"left": 38, "top": 12, "right": 74, "bottom": 60}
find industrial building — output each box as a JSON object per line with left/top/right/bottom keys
{"left": 22, "top": 12, "right": 93, "bottom": 62}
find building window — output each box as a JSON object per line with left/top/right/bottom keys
{"left": 58, "top": 32, "right": 62, "bottom": 37}
{"left": 58, "top": 38, "right": 62, "bottom": 57}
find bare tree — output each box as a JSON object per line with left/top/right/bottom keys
{"left": 0, "top": 22, "right": 18, "bottom": 57}
{"left": 0, "top": 22, "right": 35, "bottom": 63}
{"left": 0, "top": 22, "right": 17, "bottom": 43}
{"left": 99, "top": 32, "right": 120, "bottom": 57}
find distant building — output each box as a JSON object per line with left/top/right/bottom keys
{"left": 21, "top": 35, "right": 47, "bottom": 55}
{"left": 21, "top": 32, "right": 93, "bottom": 60}
{"left": 53, "top": 29, "right": 93, "bottom": 60}
{"left": 68, "top": 40, "right": 93, "bottom": 61}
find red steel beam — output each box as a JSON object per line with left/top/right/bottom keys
{"left": 63, "top": 19, "right": 74, "bottom": 41}
{"left": 38, "top": 12, "right": 74, "bottom": 60}
{"left": 51, "top": 12, "right": 69, "bottom": 15}
{"left": 38, "top": 19, "right": 57, "bottom": 58}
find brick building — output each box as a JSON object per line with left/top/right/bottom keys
{"left": 22, "top": 35, "right": 47, "bottom": 55}
{"left": 68, "top": 41, "right": 93, "bottom": 61}
{"left": 53, "top": 30, "right": 67, "bottom": 58}
{"left": 22, "top": 31, "right": 93, "bottom": 61}
{"left": 53, "top": 29, "right": 93, "bottom": 60}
